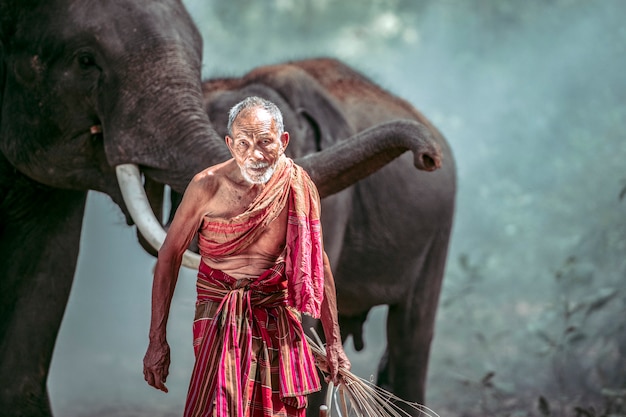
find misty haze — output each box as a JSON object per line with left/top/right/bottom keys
{"left": 47, "top": 1, "right": 626, "bottom": 416}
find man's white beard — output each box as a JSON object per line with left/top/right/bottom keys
{"left": 241, "top": 153, "right": 283, "bottom": 185}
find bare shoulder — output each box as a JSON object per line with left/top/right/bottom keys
{"left": 189, "top": 159, "right": 234, "bottom": 190}
{"left": 182, "top": 159, "right": 237, "bottom": 215}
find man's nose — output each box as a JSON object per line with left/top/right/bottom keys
{"left": 250, "top": 147, "right": 264, "bottom": 160}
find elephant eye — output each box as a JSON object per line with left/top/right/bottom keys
{"left": 77, "top": 53, "right": 96, "bottom": 70}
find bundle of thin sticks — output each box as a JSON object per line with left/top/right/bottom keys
{"left": 306, "top": 330, "right": 441, "bottom": 417}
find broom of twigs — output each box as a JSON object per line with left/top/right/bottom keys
{"left": 307, "top": 329, "right": 442, "bottom": 417}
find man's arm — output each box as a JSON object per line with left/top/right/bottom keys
{"left": 143, "top": 176, "right": 208, "bottom": 392}
{"left": 319, "top": 251, "right": 351, "bottom": 384}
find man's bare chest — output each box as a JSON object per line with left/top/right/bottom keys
{"left": 209, "top": 183, "right": 262, "bottom": 220}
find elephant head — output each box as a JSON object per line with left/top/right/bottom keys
{"left": 0, "top": 0, "right": 233, "bottom": 197}
{"left": 0, "top": 1, "right": 445, "bottom": 415}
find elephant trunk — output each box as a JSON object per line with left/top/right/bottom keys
{"left": 103, "top": 47, "right": 231, "bottom": 194}
{"left": 296, "top": 119, "right": 443, "bottom": 198}
{"left": 101, "top": 47, "right": 233, "bottom": 264}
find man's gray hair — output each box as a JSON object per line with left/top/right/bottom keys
{"left": 227, "top": 96, "right": 285, "bottom": 137}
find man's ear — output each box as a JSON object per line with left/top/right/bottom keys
{"left": 280, "top": 132, "right": 290, "bottom": 151}
{"left": 224, "top": 135, "right": 236, "bottom": 157}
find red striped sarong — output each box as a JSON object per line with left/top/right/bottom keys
{"left": 183, "top": 262, "right": 321, "bottom": 417}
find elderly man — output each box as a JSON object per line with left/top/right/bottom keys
{"left": 143, "top": 96, "right": 351, "bottom": 417}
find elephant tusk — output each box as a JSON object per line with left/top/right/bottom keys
{"left": 115, "top": 163, "right": 200, "bottom": 270}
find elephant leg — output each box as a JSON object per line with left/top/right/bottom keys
{"left": 377, "top": 230, "right": 450, "bottom": 415}
{"left": 0, "top": 186, "right": 87, "bottom": 417}
{"left": 320, "top": 189, "right": 352, "bottom": 267}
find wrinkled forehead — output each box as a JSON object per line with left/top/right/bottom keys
{"left": 232, "top": 107, "right": 277, "bottom": 136}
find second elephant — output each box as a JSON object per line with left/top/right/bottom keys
{"left": 200, "top": 58, "right": 457, "bottom": 415}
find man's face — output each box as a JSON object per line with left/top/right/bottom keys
{"left": 226, "top": 107, "right": 288, "bottom": 184}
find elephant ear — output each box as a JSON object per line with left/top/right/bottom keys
{"left": 0, "top": 9, "right": 10, "bottom": 165}
{"left": 0, "top": 3, "right": 6, "bottom": 128}
{"left": 246, "top": 65, "right": 354, "bottom": 151}
{"left": 0, "top": 41, "right": 4, "bottom": 129}
{"left": 0, "top": 0, "right": 32, "bottom": 129}
{"left": 0, "top": 0, "right": 35, "bottom": 43}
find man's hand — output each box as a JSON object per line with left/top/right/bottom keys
{"left": 143, "top": 340, "right": 171, "bottom": 393}
{"left": 325, "top": 340, "right": 351, "bottom": 385}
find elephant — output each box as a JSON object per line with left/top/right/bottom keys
{"left": 200, "top": 58, "right": 457, "bottom": 415}
{"left": 0, "top": 1, "right": 449, "bottom": 416}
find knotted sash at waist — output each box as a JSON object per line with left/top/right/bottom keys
{"left": 184, "top": 261, "right": 321, "bottom": 417}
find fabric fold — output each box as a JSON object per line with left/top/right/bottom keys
{"left": 184, "top": 262, "right": 321, "bottom": 417}
{"left": 197, "top": 156, "right": 325, "bottom": 318}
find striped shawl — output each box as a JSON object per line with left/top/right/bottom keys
{"left": 197, "top": 155, "right": 325, "bottom": 318}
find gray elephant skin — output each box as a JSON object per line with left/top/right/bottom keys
{"left": 202, "top": 59, "right": 456, "bottom": 414}
{"left": 0, "top": 1, "right": 454, "bottom": 417}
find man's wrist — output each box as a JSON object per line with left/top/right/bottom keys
{"left": 323, "top": 327, "right": 342, "bottom": 344}
{"left": 149, "top": 331, "right": 167, "bottom": 344}
{"left": 325, "top": 336, "right": 342, "bottom": 348}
